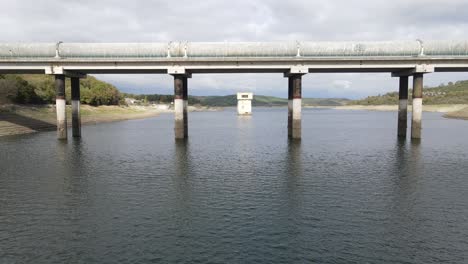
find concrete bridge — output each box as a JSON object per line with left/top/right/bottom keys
{"left": 1, "top": 40, "right": 468, "bottom": 140}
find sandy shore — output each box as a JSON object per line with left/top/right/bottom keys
{"left": 0, "top": 104, "right": 220, "bottom": 137}
{"left": 443, "top": 106, "right": 468, "bottom": 120}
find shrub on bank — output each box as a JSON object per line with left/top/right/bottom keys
{"left": 0, "top": 74, "right": 122, "bottom": 106}
{"left": 0, "top": 75, "right": 44, "bottom": 104}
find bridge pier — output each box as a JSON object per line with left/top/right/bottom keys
{"left": 288, "top": 74, "right": 302, "bottom": 139}
{"left": 174, "top": 75, "right": 188, "bottom": 139}
{"left": 71, "top": 77, "right": 81, "bottom": 138}
{"left": 411, "top": 73, "right": 424, "bottom": 139}
{"left": 183, "top": 77, "right": 188, "bottom": 138}
{"left": 55, "top": 75, "right": 67, "bottom": 140}
{"left": 398, "top": 76, "right": 409, "bottom": 137}
{"left": 288, "top": 77, "right": 292, "bottom": 137}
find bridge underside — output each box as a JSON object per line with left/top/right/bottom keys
{"left": 1, "top": 56, "right": 468, "bottom": 75}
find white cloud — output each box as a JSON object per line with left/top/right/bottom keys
{"left": 332, "top": 80, "right": 352, "bottom": 90}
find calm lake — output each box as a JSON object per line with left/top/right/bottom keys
{"left": 1, "top": 108, "right": 468, "bottom": 263}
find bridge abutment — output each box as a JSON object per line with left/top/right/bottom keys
{"left": 411, "top": 73, "right": 423, "bottom": 139}
{"left": 55, "top": 75, "right": 67, "bottom": 140}
{"left": 398, "top": 76, "right": 409, "bottom": 137}
{"left": 71, "top": 77, "right": 81, "bottom": 138}
{"left": 288, "top": 74, "right": 302, "bottom": 139}
{"left": 174, "top": 75, "right": 188, "bottom": 139}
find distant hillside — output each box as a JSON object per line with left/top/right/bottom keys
{"left": 1, "top": 74, "right": 349, "bottom": 107}
{"left": 195, "top": 95, "right": 290, "bottom": 106}
{"left": 302, "top": 97, "right": 350, "bottom": 106}
{"left": 123, "top": 93, "right": 350, "bottom": 107}
{"left": 348, "top": 80, "right": 468, "bottom": 105}
{"left": 198, "top": 95, "right": 349, "bottom": 106}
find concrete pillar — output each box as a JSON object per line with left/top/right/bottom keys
{"left": 289, "top": 75, "right": 302, "bottom": 139}
{"left": 411, "top": 73, "right": 423, "bottom": 139}
{"left": 183, "top": 77, "right": 188, "bottom": 138}
{"left": 55, "top": 75, "right": 67, "bottom": 140}
{"left": 174, "top": 75, "right": 187, "bottom": 139}
{"left": 287, "top": 77, "right": 293, "bottom": 138}
{"left": 71, "top": 77, "right": 81, "bottom": 138}
{"left": 398, "top": 76, "right": 409, "bottom": 137}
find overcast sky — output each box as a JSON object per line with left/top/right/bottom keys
{"left": 1, "top": 0, "right": 467, "bottom": 98}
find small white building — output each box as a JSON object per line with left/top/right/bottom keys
{"left": 237, "top": 92, "right": 253, "bottom": 115}
{"left": 124, "top": 98, "right": 141, "bottom": 105}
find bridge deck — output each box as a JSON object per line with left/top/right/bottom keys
{"left": 1, "top": 41, "right": 467, "bottom": 74}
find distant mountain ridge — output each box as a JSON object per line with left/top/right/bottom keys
{"left": 191, "top": 95, "right": 350, "bottom": 107}
{"left": 122, "top": 93, "right": 350, "bottom": 107}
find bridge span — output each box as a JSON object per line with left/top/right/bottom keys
{"left": 1, "top": 40, "right": 468, "bottom": 140}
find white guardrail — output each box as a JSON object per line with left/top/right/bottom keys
{"left": 1, "top": 40, "right": 467, "bottom": 59}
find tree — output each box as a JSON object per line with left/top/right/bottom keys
{"left": 78, "top": 76, "right": 122, "bottom": 106}
{"left": 0, "top": 75, "right": 43, "bottom": 104}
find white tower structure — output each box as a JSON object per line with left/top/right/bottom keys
{"left": 237, "top": 92, "right": 253, "bottom": 115}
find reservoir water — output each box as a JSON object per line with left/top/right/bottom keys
{"left": 1, "top": 108, "right": 468, "bottom": 263}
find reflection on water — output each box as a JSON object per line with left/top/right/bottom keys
{"left": 1, "top": 108, "right": 468, "bottom": 264}
{"left": 173, "top": 139, "right": 192, "bottom": 212}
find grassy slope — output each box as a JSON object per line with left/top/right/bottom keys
{"left": 348, "top": 80, "right": 468, "bottom": 105}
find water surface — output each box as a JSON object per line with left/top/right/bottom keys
{"left": 1, "top": 108, "right": 468, "bottom": 263}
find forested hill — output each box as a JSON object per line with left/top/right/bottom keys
{"left": 349, "top": 80, "right": 468, "bottom": 105}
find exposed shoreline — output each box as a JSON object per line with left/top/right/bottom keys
{"left": 2, "top": 103, "right": 467, "bottom": 137}
{"left": 443, "top": 106, "right": 468, "bottom": 120}
{"left": 306, "top": 104, "right": 468, "bottom": 121}
{"left": 0, "top": 104, "right": 220, "bottom": 137}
